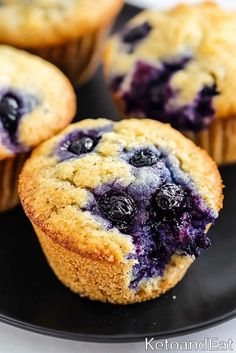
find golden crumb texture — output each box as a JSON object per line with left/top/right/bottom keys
{"left": 105, "top": 1, "right": 236, "bottom": 120}
{"left": 35, "top": 224, "right": 194, "bottom": 304}
{"left": 0, "top": 45, "right": 76, "bottom": 159}
{"left": 0, "top": 0, "right": 124, "bottom": 47}
{"left": 19, "top": 118, "right": 223, "bottom": 304}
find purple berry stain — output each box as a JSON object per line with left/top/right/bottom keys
{"left": 57, "top": 124, "right": 113, "bottom": 161}
{"left": 86, "top": 146, "right": 217, "bottom": 289}
{"left": 0, "top": 89, "right": 37, "bottom": 151}
{"left": 111, "top": 59, "right": 219, "bottom": 132}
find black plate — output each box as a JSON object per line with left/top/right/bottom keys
{"left": 0, "top": 4, "right": 235, "bottom": 344}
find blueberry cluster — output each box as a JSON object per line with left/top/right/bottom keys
{"left": 111, "top": 59, "right": 219, "bottom": 131}
{"left": 111, "top": 59, "right": 189, "bottom": 118}
{"left": 90, "top": 147, "right": 215, "bottom": 288}
{"left": 56, "top": 131, "right": 216, "bottom": 288}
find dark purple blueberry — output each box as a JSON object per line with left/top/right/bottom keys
{"left": 122, "top": 22, "right": 152, "bottom": 44}
{"left": 0, "top": 94, "right": 21, "bottom": 136}
{"left": 154, "top": 184, "right": 185, "bottom": 213}
{"left": 99, "top": 191, "right": 137, "bottom": 224}
{"left": 130, "top": 149, "right": 159, "bottom": 167}
{"left": 68, "top": 136, "right": 97, "bottom": 155}
{"left": 56, "top": 125, "right": 114, "bottom": 161}
{"left": 195, "top": 234, "right": 211, "bottom": 249}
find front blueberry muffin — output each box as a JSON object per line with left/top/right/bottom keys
{"left": 19, "top": 118, "right": 223, "bottom": 304}
{"left": 0, "top": 45, "right": 76, "bottom": 212}
{"left": 0, "top": 0, "right": 124, "bottom": 85}
{"left": 104, "top": 2, "right": 236, "bottom": 165}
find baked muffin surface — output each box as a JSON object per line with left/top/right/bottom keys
{"left": 0, "top": 0, "right": 123, "bottom": 47}
{"left": 105, "top": 2, "right": 236, "bottom": 131}
{"left": 0, "top": 45, "right": 76, "bottom": 159}
{"left": 19, "top": 118, "right": 223, "bottom": 303}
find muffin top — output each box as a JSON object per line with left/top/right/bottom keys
{"left": 0, "top": 0, "right": 124, "bottom": 47}
{"left": 105, "top": 2, "right": 236, "bottom": 132}
{"left": 0, "top": 45, "right": 76, "bottom": 159}
{"left": 19, "top": 118, "right": 223, "bottom": 289}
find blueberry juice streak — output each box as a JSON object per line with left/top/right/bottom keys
{"left": 86, "top": 146, "right": 217, "bottom": 289}
{"left": 57, "top": 124, "right": 113, "bottom": 161}
{"left": 0, "top": 88, "right": 37, "bottom": 152}
{"left": 111, "top": 58, "right": 219, "bottom": 132}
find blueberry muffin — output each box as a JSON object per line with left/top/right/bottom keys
{"left": 104, "top": 2, "right": 236, "bottom": 165}
{"left": 0, "top": 0, "right": 124, "bottom": 85}
{"left": 0, "top": 45, "right": 76, "bottom": 212}
{"left": 19, "top": 118, "right": 223, "bottom": 304}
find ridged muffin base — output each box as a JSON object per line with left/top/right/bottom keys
{"left": 27, "top": 25, "right": 112, "bottom": 86}
{"left": 184, "top": 118, "right": 236, "bottom": 165}
{"left": 33, "top": 224, "right": 193, "bottom": 305}
{"left": 0, "top": 153, "right": 28, "bottom": 212}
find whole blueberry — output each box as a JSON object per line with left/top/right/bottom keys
{"left": 0, "top": 94, "right": 21, "bottom": 136}
{"left": 99, "top": 191, "right": 137, "bottom": 224}
{"left": 68, "top": 137, "right": 97, "bottom": 155}
{"left": 130, "top": 149, "right": 159, "bottom": 167}
{"left": 122, "top": 22, "right": 152, "bottom": 44}
{"left": 154, "top": 183, "right": 185, "bottom": 212}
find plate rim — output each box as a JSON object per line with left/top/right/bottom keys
{"left": 0, "top": 310, "right": 235, "bottom": 343}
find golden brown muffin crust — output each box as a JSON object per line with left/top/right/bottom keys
{"left": 19, "top": 118, "right": 223, "bottom": 304}
{"left": 35, "top": 223, "right": 193, "bottom": 304}
{"left": 0, "top": 45, "right": 76, "bottom": 159}
{"left": 104, "top": 2, "right": 236, "bottom": 120}
{"left": 0, "top": 0, "right": 124, "bottom": 47}
{"left": 19, "top": 118, "right": 223, "bottom": 261}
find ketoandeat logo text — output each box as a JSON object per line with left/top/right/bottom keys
{"left": 145, "top": 337, "right": 234, "bottom": 351}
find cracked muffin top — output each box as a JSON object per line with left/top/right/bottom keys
{"left": 0, "top": 45, "right": 76, "bottom": 159}
{"left": 104, "top": 2, "right": 236, "bottom": 132}
{"left": 0, "top": 0, "right": 124, "bottom": 47}
{"left": 19, "top": 118, "right": 223, "bottom": 289}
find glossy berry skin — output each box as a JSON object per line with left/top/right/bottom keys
{"left": 122, "top": 22, "right": 152, "bottom": 44}
{"left": 0, "top": 94, "right": 21, "bottom": 136}
{"left": 129, "top": 149, "right": 159, "bottom": 167}
{"left": 99, "top": 191, "right": 137, "bottom": 229}
{"left": 68, "top": 137, "right": 97, "bottom": 155}
{"left": 154, "top": 183, "right": 185, "bottom": 213}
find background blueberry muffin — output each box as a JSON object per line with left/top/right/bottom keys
{"left": 0, "top": 0, "right": 124, "bottom": 85}
{"left": 19, "top": 118, "right": 223, "bottom": 304}
{"left": 104, "top": 2, "right": 236, "bottom": 165}
{"left": 0, "top": 45, "right": 76, "bottom": 212}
